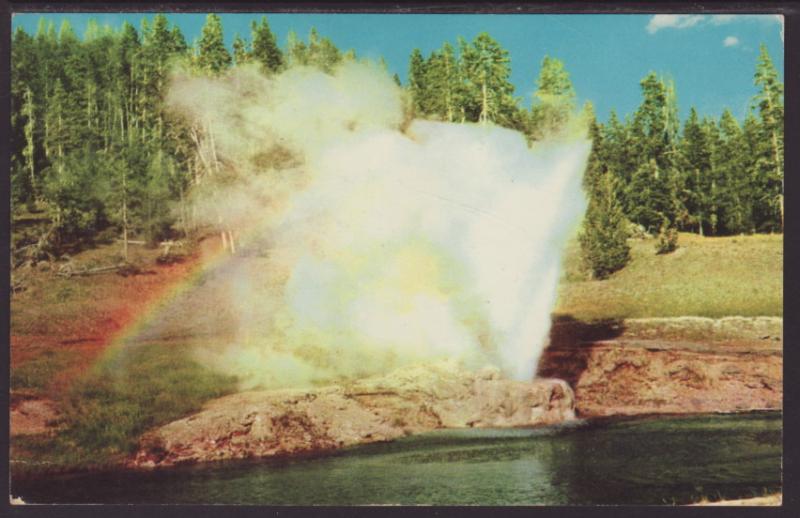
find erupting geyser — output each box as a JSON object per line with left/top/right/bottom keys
{"left": 168, "top": 61, "right": 589, "bottom": 389}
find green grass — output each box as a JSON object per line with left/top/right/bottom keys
{"left": 11, "top": 350, "right": 77, "bottom": 392}
{"left": 12, "top": 342, "right": 238, "bottom": 475}
{"left": 556, "top": 233, "right": 783, "bottom": 320}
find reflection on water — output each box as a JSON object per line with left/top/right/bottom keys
{"left": 12, "top": 412, "right": 781, "bottom": 505}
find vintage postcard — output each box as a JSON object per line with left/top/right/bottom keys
{"left": 8, "top": 9, "right": 784, "bottom": 505}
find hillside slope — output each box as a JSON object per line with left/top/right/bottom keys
{"left": 556, "top": 233, "right": 783, "bottom": 320}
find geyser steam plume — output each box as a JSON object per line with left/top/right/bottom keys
{"left": 167, "top": 62, "right": 589, "bottom": 388}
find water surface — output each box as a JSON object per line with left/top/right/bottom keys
{"left": 12, "top": 412, "right": 781, "bottom": 505}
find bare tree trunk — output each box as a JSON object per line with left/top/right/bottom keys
{"left": 220, "top": 220, "right": 228, "bottom": 252}
{"left": 122, "top": 167, "right": 129, "bottom": 261}
{"left": 119, "top": 106, "right": 125, "bottom": 142}
{"left": 130, "top": 58, "right": 137, "bottom": 144}
{"left": 23, "top": 87, "right": 37, "bottom": 197}
{"left": 178, "top": 183, "right": 188, "bottom": 236}
{"left": 480, "top": 81, "right": 488, "bottom": 124}
{"left": 445, "top": 59, "right": 454, "bottom": 123}
{"left": 772, "top": 130, "right": 781, "bottom": 178}
{"left": 191, "top": 121, "right": 238, "bottom": 254}
{"left": 227, "top": 230, "right": 236, "bottom": 254}
{"left": 57, "top": 112, "right": 63, "bottom": 163}
{"left": 86, "top": 82, "right": 93, "bottom": 131}
{"left": 206, "top": 120, "right": 237, "bottom": 253}
{"left": 190, "top": 126, "right": 212, "bottom": 175}
{"left": 207, "top": 120, "right": 222, "bottom": 176}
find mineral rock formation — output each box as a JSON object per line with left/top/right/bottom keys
{"left": 539, "top": 317, "right": 782, "bottom": 417}
{"left": 131, "top": 364, "right": 575, "bottom": 468}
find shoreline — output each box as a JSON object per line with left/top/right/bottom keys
{"left": 10, "top": 408, "right": 782, "bottom": 481}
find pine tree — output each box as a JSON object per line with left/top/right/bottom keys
{"left": 408, "top": 48, "right": 426, "bottom": 116}
{"left": 114, "top": 22, "right": 141, "bottom": 142}
{"left": 679, "top": 107, "right": 712, "bottom": 234}
{"left": 42, "top": 148, "right": 110, "bottom": 245}
{"left": 580, "top": 172, "right": 631, "bottom": 279}
{"left": 582, "top": 101, "right": 605, "bottom": 192}
{"left": 632, "top": 72, "right": 672, "bottom": 170}
{"left": 702, "top": 116, "right": 722, "bottom": 235}
{"left": 712, "top": 109, "right": 749, "bottom": 234}
{"left": 286, "top": 31, "right": 307, "bottom": 67}
{"left": 342, "top": 48, "right": 357, "bottom": 62}
{"left": 169, "top": 25, "right": 189, "bottom": 55}
{"left": 752, "top": 44, "right": 784, "bottom": 232}
{"left": 440, "top": 42, "right": 464, "bottom": 122}
{"left": 627, "top": 158, "right": 678, "bottom": 233}
{"left": 57, "top": 20, "right": 82, "bottom": 90}
{"left": 459, "top": 33, "right": 516, "bottom": 125}
{"left": 142, "top": 14, "right": 177, "bottom": 142}
{"left": 141, "top": 149, "right": 175, "bottom": 244}
{"left": 81, "top": 18, "right": 116, "bottom": 149}
{"left": 197, "top": 14, "right": 231, "bottom": 75}
{"left": 250, "top": 16, "right": 283, "bottom": 73}
{"left": 232, "top": 34, "right": 250, "bottom": 66}
{"left": 11, "top": 28, "right": 39, "bottom": 204}
{"left": 625, "top": 72, "right": 685, "bottom": 232}
{"left": 306, "top": 28, "right": 341, "bottom": 73}
{"left": 601, "top": 110, "right": 637, "bottom": 209}
{"left": 740, "top": 111, "right": 762, "bottom": 233}
{"left": 421, "top": 42, "right": 464, "bottom": 122}
{"left": 530, "top": 55, "right": 576, "bottom": 139}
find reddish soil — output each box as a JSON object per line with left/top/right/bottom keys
{"left": 10, "top": 236, "right": 222, "bottom": 430}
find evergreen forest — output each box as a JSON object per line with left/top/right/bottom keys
{"left": 10, "top": 14, "right": 784, "bottom": 277}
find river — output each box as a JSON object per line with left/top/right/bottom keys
{"left": 12, "top": 411, "right": 781, "bottom": 505}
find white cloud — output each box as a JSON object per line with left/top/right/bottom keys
{"left": 710, "top": 15, "right": 737, "bottom": 25}
{"left": 723, "top": 36, "right": 740, "bottom": 47}
{"left": 646, "top": 14, "right": 706, "bottom": 34}
{"left": 711, "top": 14, "right": 783, "bottom": 26}
{"left": 647, "top": 14, "right": 783, "bottom": 36}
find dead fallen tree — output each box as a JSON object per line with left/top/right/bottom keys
{"left": 57, "top": 262, "right": 142, "bottom": 278}
{"left": 12, "top": 223, "right": 57, "bottom": 269}
{"left": 156, "top": 240, "right": 186, "bottom": 265}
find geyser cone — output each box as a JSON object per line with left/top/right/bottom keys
{"left": 168, "top": 62, "right": 589, "bottom": 388}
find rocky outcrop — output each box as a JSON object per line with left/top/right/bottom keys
{"left": 131, "top": 317, "right": 783, "bottom": 468}
{"left": 130, "top": 364, "right": 575, "bottom": 468}
{"left": 620, "top": 316, "right": 782, "bottom": 342}
{"left": 539, "top": 317, "right": 782, "bottom": 417}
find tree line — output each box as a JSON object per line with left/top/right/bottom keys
{"left": 404, "top": 33, "right": 783, "bottom": 277}
{"left": 11, "top": 14, "right": 783, "bottom": 278}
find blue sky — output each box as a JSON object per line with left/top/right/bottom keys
{"left": 12, "top": 12, "right": 784, "bottom": 123}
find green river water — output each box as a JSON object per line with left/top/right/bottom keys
{"left": 11, "top": 411, "right": 781, "bottom": 505}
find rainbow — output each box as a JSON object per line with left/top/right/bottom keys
{"left": 91, "top": 231, "right": 250, "bottom": 367}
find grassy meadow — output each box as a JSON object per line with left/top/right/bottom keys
{"left": 12, "top": 342, "right": 238, "bottom": 474}
{"left": 556, "top": 232, "right": 783, "bottom": 320}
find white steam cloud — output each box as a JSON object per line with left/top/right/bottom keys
{"left": 167, "top": 61, "right": 588, "bottom": 389}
